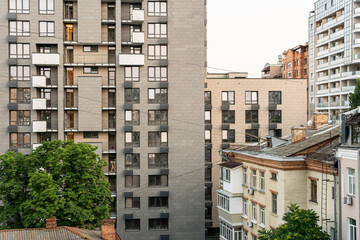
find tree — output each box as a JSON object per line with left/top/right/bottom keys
{"left": 258, "top": 204, "right": 330, "bottom": 240}
{"left": 349, "top": 79, "right": 360, "bottom": 110}
{"left": 0, "top": 140, "right": 112, "bottom": 229}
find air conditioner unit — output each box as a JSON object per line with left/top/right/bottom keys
{"left": 247, "top": 221, "right": 253, "bottom": 227}
{"left": 248, "top": 188, "right": 254, "bottom": 195}
{"left": 344, "top": 196, "right": 353, "bottom": 205}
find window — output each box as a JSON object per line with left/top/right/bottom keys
{"left": 83, "top": 67, "right": 98, "bottom": 74}
{"left": 217, "top": 192, "right": 230, "bottom": 211}
{"left": 205, "top": 167, "right": 212, "bottom": 182}
{"left": 10, "top": 110, "right": 30, "bottom": 126}
{"left": 148, "top": 153, "right": 168, "bottom": 169}
{"left": 252, "top": 170, "right": 257, "bottom": 189}
{"left": 243, "top": 199, "right": 248, "bottom": 217}
{"left": 39, "top": 21, "right": 55, "bottom": 37}
{"left": 83, "top": 45, "right": 98, "bottom": 52}
{"left": 125, "top": 219, "right": 140, "bottom": 231}
{"left": 148, "top": 45, "right": 167, "bottom": 60}
{"left": 260, "top": 172, "right": 265, "bottom": 191}
{"left": 38, "top": 67, "right": 51, "bottom": 84}
{"left": 148, "top": 110, "right": 168, "bottom": 125}
{"left": 148, "top": 66, "right": 167, "bottom": 81}
{"left": 125, "top": 197, "right": 140, "bottom": 208}
{"left": 205, "top": 111, "right": 211, "bottom": 124}
{"left": 10, "top": 66, "right": 30, "bottom": 81}
{"left": 125, "top": 132, "right": 140, "bottom": 147}
{"left": 245, "top": 129, "right": 258, "bottom": 143}
{"left": 10, "top": 88, "right": 30, "bottom": 103}
{"left": 148, "top": 131, "right": 168, "bottom": 147}
{"left": 83, "top": 132, "right": 98, "bottom": 138}
{"left": 272, "top": 193, "right": 277, "bottom": 214}
{"left": 205, "top": 149, "right": 211, "bottom": 163}
{"left": 245, "top": 110, "right": 258, "bottom": 123}
{"left": 125, "top": 88, "right": 140, "bottom": 104}
{"left": 252, "top": 203, "right": 257, "bottom": 221}
{"left": 244, "top": 231, "right": 248, "bottom": 240}
{"left": 269, "top": 110, "right": 282, "bottom": 123}
{"left": 221, "top": 167, "right": 231, "bottom": 182}
{"left": 222, "top": 91, "right": 235, "bottom": 105}
{"left": 347, "top": 168, "right": 355, "bottom": 196}
{"left": 149, "top": 218, "right": 168, "bottom": 230}
{"left": 205, "top": 130, "right": 211, "bottom": 143}
{"left": 269, "top": 91, "right": 281, "bottom": 105}
{"left": 10, "top": 132, "right": 31, "bottom": 148}
{"left": 205, "top": 91, "right": 211, "bottom": 104}
{"left": 222, "top": 110, "right": 235, "bottom": 124}
{"left": 149, "top": 197, "right": 168, "bottom": 208}
{"left": 148, "top": 88, "right": 167, "bottom": 103}
{"left": 125, "top": 110, "right": 140, "bottom": 125}
{"left": 125, "top": 175, "right": 140, "bottom": 188}
{"left": 260, "top": 206, "right": 265, "bottom": 225}
{"left": 349, "top": 218, "right": 356, "bottom": 240}
{"left": 108, "top": 68, "right": 115, "bottom": 86}
{"left": 269, "top": 129, "right": 282, "bottom": 138}
{"left": 9, "top": 0, "right": 29, "bottom": 13}
{"left": 125, "top": 153, "right": 140, "bottom": 169}
{"left": 148, "top": 23, "right": 167, "bottom": 38}
{"left": 352, "top": 126, "right": 360, "bottom": 144}
{"left": 270, "top": 172, "right": 277, "bottom": 180}
{"left": 310, "top": 180, "right": 317, "bottom": 202}
{"left": 220, "top": 220, "right": 242, "bottom": 240}
{"left": 149, "top": 175, "right": 168, "bottom": 187}
{"left": 9, "top": 21, "right": 30, "bottom": 36}
{"left": 222, "top": 129, "right": 235, "bottom": 143}
{"left": 245, "top": 91, "right": 258, "bottom": 105}
{"left": 9, "top": 43, "right": 30, "bottom": 58}
{"left": 243, "top": 168, "right": 248, "bottom": 185}
{"left": 148, "top": 1, "right": 167, "bottom": 16}
{"left": 125, "top": 67, "right": 140, "bottom": 82}
{"left": 39, "top": 0, "right": 54, "bottom": 14}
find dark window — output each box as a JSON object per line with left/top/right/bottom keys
{"left": 125, "top": 175, "right": 140, "bottom": 188}
{"left": 125, "top": 197, "right": 140, "bottom": 208}
{"left": 149, "top": 197, "right": 168, "bottom": 208}
{"left": 125, "top": 110, "right": 140, "bottom": 125}
{"left": 10, "top": 132, "right": 31, "bottom": 148}
{"left": 352, "top": 126, "right": 360, "bottom": 144}
{"left": 269, "top": 91, "right": 281, "bottom": 105}
{"left": 125, "top": 88, "right": 140, "bottom": 104}
{"left": 125, "top": 219, "right": 140, "bottom": 231}
{"left": 148, "top": 88, "right": 167, "bottom": 104}
{"left": 149, "top": 175, "right": 168, "bottom": 187}
{"left": 148, "top": 153, "right": 168, "bottom": 168}
{"left": 148, "top": 132, "right": 168, "bottom": 147}
{"left": 245, "top": 129, "right": 258, "bottom": 143}
{"left": 205, "top": 167, "right": 212, "bottom": 182}
{"left": 222, "top": 110, "right": 235, "bottom": 124}
{"left": 271, "top": 173, "right": 277, "bottom": 180}
{"left": 83, "top": 45, "right": 98, "bottom": 52}
{"left": 269, "top": 110, "right": 282, "bottom": 123}
{"left": 310, "top": 180, "right": 317, "bottom": 202}
{"left": 10, "top": 110, "right": 30, "bottom": 126}
{"left": 10, "top": 88, "right": 30, "bottom": 103}
{"left": 222, "top": 91, "right": 235, "bottom": 104}
{"left": 269, "top": 129, "right": 282, "bottom": 138}
{"left": 272, "top": 193, "right": 277, "bottom": 214}
{"left": 83, "top": 132, "right": 99, "bottom": 138}
{"left": 125, "top": 153, "right": 140, "bottom": 169}
{"left": 204, "top": 91, "right": 211, "bottom": 104}
{"left": 149, "top": 218, "right": 168, "bottom": 230}
{"left": 205, "top": 186, "right": 212, "bottom": 201}
{"left": 205, "top": 149, "right": 211, "bottom": 163}
{"left": 222, "top": 129, "right": 235, "bottom": 143}
{"left": 83, "top": 67, "right": 98, "bottom": 74}
{"left": 125, "top": 132, "right": 140, "bottom": 147}
{"left": 245, "top": 91, "right": 258, "bottom": 105}
{"left": 148, "top": 110, "right": 168, "bottom": 125}
{"left": 245, "top": 110, "right": 258, "bottom": 123}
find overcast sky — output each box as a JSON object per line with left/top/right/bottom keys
{"left": 207, "top": 0, "right": 316, "bottom": 77}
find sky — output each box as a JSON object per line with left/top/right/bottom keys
{"left": 207, "top": 0, "right": 316, "bottom": 77}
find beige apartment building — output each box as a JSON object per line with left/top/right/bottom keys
{"left": 204, "top": 73, "right": 307, "bottom": 234}
{"left": 217, "top": 116, "right": 340, "bottom": 240}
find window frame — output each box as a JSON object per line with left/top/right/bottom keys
{"left": 148, "top": 131, "right": 168, "bottom": 147}
{"left": 125, "top": 153, "right": 140, "bottom": 169}
{"left": 272, "top": 193, "right": 277, "bottom": 214}
{"left": 148, "top": 23, "right": 167, "bottom": 38}
{"left": 125, "top": 219, "right": 140, "bottom": 231}
{"left": 125, "top": 175, "right": 140, "bottom": 188}
{"left": 245, "top": 91, "right": 258, "bottom": 105}
{"left": 147, "top": 1, "right": 167, "bottom": 16}
{"left": 148, "top": 218, "right": 168, "bottom": 230}
{"left": 269, "top": 110, "right": 282, "bottom": 123}
{"left": 39, "top": 21, "right": 55, "bottom": 37}
{"left": 125, "top": 197, "right": 140, "bottom": 209}
{"left": 148, "top": 153, "right": 168, "bottom": 169}
{"left": 148, "top": 88, "right": 168, "bottom": 104}
{"left": 39, "top": 0, "right": 54, "bottom": 14}
{"left": 125, "top": 131, "right": 140, "bottom": 147}
{"left": 9, "top": 0, "right": 30, "bottom": 13}
{"left": 148, "top": 110, "right": 168, "bottom": 125}
{"left": 125, "top": 110, "right": 140, "bottom": 126}
{"left": 10, "top": 65, "right": 31, "bottom": 81}
{"left": 245, "top": 110, "right": 258, "bottom": 124}
{"left": 148, "top": 44, "right": 168, "bottom": 60}
{"left": 148, "top": 175, "right": 168, "bottom": 187}
{"left": 9, "top": 43, "right": 30, "bottom": 59}
{"left": 310, "top": 179, "right": 318, "bottom": 202}
{"left": 9, "top": 21, "right": 30, "bottom": 36}
{"left": 125, "top": 66, "right": 140, "bottom": 82}
{"left": 269, "top": 91, "right": 282, "bottom": 105}
{"left": 347, "top": 168, "right": 356, "bottom": 196}
{"left": 221, "top": 91, "right": 235, "bottom": 105}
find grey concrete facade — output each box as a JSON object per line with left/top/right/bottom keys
{"left": 0, "top": 0, "right": 206, "bottom": 239}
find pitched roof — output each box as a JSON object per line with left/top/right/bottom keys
{"left": 0, "top": 227, "right": 87, "bottom": 240}
{"left": 219, "top": 161, "right": 242, "bottom": 169}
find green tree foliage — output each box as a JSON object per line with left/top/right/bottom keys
{"left": 349, "top": 79, "right": 360, "bottom": 110}
{"left": 258, "top": 204, "right": 330, "bottom": 240}
{"left": 0, "top": 140, "right": 112, "bottom": 229}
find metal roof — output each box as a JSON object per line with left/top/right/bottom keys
{"left": 0, "top": 228, "right": 86, "bottom": 240}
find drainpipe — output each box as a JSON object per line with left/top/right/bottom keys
{"left": 338, "top": 154, "right": 342, "bottom": 240}
{"left": 332, "top": 163, "right": 337, "bottom": 240}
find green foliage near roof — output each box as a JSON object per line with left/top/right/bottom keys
{"left": 349, "top": 79, "right": 360, "bottom": 110}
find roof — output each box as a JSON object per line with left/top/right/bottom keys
{"left": 219, "top": 161, "right": 243, "bottom": 169}
{"left": 346, "top": 113, "right": 360, "bottom": 125}
{"left": 0, "top": 227, "right": 89, "bottom": 240}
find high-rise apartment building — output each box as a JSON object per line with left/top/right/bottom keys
{"left": 309, "top": 0, "right": 359, "bottom": 122}
{"left": 0, "top": 1, "right": 206, "bottom": 239}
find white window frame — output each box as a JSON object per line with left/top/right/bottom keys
{"left": 39, "top": 0, "right": 54, "bottom": 14}
{"left": 125, "top": 66, "right": 140, "bottom": 82}
{"left": 347, "top": 168, "right": 356, "bottom": 196}
{"left": 148, "top": 1, "right": 167, "bottom": 16}
{"left": 252, "top": 170, "right": 257, "bottom": 189}
{"left": 349, "top": 218, "right": 356, "bottom": 240}
{"left": 260, "top": 206, "right": 265, "bottom": 225}
{"left": 9, "top": 21, "right": 30, "bottom": 36}
{"left": 39, "top": 21, "right": 55, "bottom": 37}
{"left": 148, "top": 23, "right": 167, "bottom": 38}
{"left": 205, "top": 130, "right": 211, "bottom": 142}
{"left": 252, "top": 203, "right": 257, "bottom": 222}
{"left": 205, "top": 111, "right": 211, "bottom": 123}
{"left": 243, "top": 199, "right": 248, "bottom": 217}
{"left": 9, "top": 43, "right": 30, "bottom": 59}
{"left": 148, "top": 45, "right": 167, "bottom": 60}
{"left": 9, "top": 0, "right": 29, "bottom": 13}
{"left": 217, "top": 192, "right": 230, "bottom": 212}
{"left": 222, "top": 168, "right": 231, "bottom": 182}
{"left": 244, "top": 168, "right": 248, "bottom": 185}
{"left": 148, "top": 66, "right": 167, "bottom": 81}
{"left": 260, "top": 172, "right": 265, "bottom": 191}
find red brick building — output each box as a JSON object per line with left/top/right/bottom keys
{"left": 282, "top": 44, "right": 309, "bottom": 79}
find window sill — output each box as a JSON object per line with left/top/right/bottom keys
{"left": 251, "top": 219, "right": 257, "bottom": 224}
{"left": 309, "top": 200, "right": 318, "bottom": 204}
{"left": 270, "top": 212, "right": 278, "bottom": 217}
{"left": 258, "top": 224, "right": 265, "bottom": 229}
{"left": 270, "top": 178, "right": 277, "bottom": 181}
{"left": 258, "top": 189, "right": 265, "bottom": 194}
{"left": 242, "top": 215, "right": 248, "bottom": 219}
{"left": 242, "top": 184, "right": 248, "bottom": 188}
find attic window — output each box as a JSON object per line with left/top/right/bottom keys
{"left": 352, "top": 126, "right": 360, "bottom": 144}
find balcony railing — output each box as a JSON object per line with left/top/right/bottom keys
{"left": 318, "top": 75, "right": 330, "bottom": 82}
{"left": 65, "top": 54, "right": 115, "bottom": 65}
{"left": 342, "top": 86, "right": 356, "bottom": 92}
{"left": 317, "top": 36, "right": 329, "bottom": 44}
{"left": 330, "top": 44, "right": 344, "bottom": 52}
{"left": 317, "top": 89, "right": 329, "bottom": 95}
{"left": 121, "top": 9, "right": 144, "bottom": 23}
{"left": 119, "top": 54, "right": 144, "bottom": 66}
{"left": 317, "top": 102, "right": 329, "bottom": 107}
{"left": 330, "top": 29, "right": 344, "bottom": 39}
{"left": 342, "top": 100, "right": 350, "bottom": 106}
{"left": 32, "top": 53, "right": 60, "bottom": 66}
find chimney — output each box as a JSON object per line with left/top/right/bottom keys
{"left": 312, "top": 113, "right": 329, "bottom": 129}
{"left": 46, "top": 217, "right": 57, "bottom": 229}
{"left": 291, "top": 127, "right": 306, "bottom": 143}
{"left": 101, "top": 219, "right": 116, "bottom": 240}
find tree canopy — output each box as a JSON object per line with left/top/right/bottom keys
{"left": 258, "top": 204, "right": 330, "bottom": 240}
{"left": 349, "top": 79, "right": 360, "bottom": 110}
{"left": 0, "top": 140, "right": 112, "bottom": 229}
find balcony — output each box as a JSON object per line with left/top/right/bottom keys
{"left": 330, "top": 102, "right": 340, "bottom": 107}
{"left": 64, "top": 54, "right": 115, "bottom": 66}
{"left": 318, "top": 62, "right": 329, "bottom": 69}
{"left": 330, "top": 73, "right": 341, "bottom": 79}
{"left": 119, "top": 54, "right": 144, "bottom": 66}
{"left": 32, "top": 76, "right": 46, "bottom": 88}
{"left": 318, "top": 75, "right": 330, "bottom": 81}
{"left": 32, "top": 121, "right": 47, "bottom": 132}
{"left": 330, "top": 87, "right": 340, "bottom": 93}
{"left": 122, "top": 32, "right": 145, "bottom": 45}
{"left": 355, "top": 8, "right": 360, "bottom": 17}
{"left": 32, "top": 53, "right": 60, "bottom": 66}
{"left": 324, "top": 18, "right": 337, "bottom": 28}
{"left": 121, "top": 9, "right": 144, "bottom": 24}
{"left": 32, "top": 98, "right": 47, "bottom": 110}
{"left": 317, "top": 49, "right": 329, "bottom": 57}
{"left": 330, "top": 29, "right": 344, "bottom": 40}
{"left": 317, "top": 89, "right": 329, "bottom": 95}
{"left": 330, "top": 44, "right": 344, "bottom": 52}
{"left": 355, "top": 54, "right": 360, "bottom": 61}
{"left": 342, "top": 86, "right": 356, "bottom": 92}
{"left": 317, "top": 36, "right": 329, "bottom": 45}
{"left": 355, "top": 23, "right": 360, "bottom": 31}
{"left": 330, "top": 58, "right": 344, "bottom": 66}
{"left": 342, "top": 100, "right": 350, "bottom": 107}
{"left": 317, "top": 102, "right": 329, "bottom": 107}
